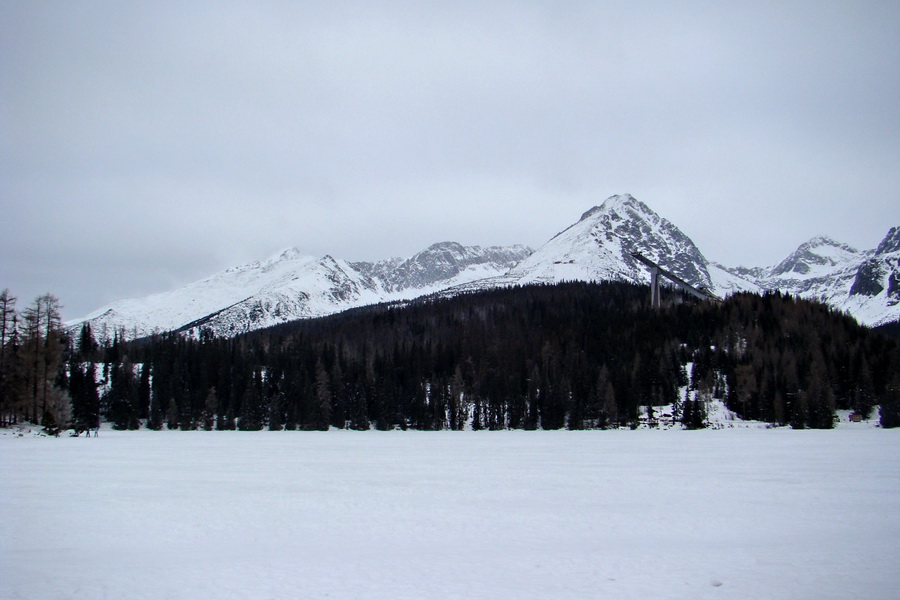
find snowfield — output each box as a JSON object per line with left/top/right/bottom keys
{"left": 3, "top": 428, "right": 898, "bottom": 600}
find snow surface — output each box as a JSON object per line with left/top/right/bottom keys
{"left": 3, "top": 429, "right": 898, "bottom": 600}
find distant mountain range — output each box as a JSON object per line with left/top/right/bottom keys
{"left": 73, "top": 242, "right": 533, "bottom": 339}
{"left": 68, "top": 194, "right": 899, "bottom": 339}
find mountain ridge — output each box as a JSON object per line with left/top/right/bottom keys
{"left": 68, "top": 194, "right": 899, "bottom": 338}
{"left": 74, "top": 242, "right": 534, "bottom": 339}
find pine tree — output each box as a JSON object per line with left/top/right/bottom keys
{"left": 682, "top": 390, "right": 708, "bottom": 429}
{"left": 601, "top": 379, "right": 618, "bottom": 429}
{"left": 107, "top": 358, "right": 139, "bottom": 430}
{"left": 773, "top": 390, "right": 786, "bottom": 425}
{"left": 851, "top": 355, "right": 875, "bottom": 420}
{"left": 347, "top": 380, "right": 369, "bottom": 431}
{"left": 879, "top": 363, "right": 900, "bottom": 429}
{"left": 583, "top": 369, "right": 604, "bottom": 429}
{"left": 70, "top": 362, "right": 100, "bottom": 432}
{"left": 733, "top": 363, "right": 758, "bottom": 421}
{"left": 165, "top": 398, "right": 180, "bottom": 430}
{"left": 203, "top": 387, "right": 218, "bottom": 431}
{"left": 238, "top": 371, "right": 265, "bottom": 431}
{"left": 313, "top": 360, "right": 332, "bottom": 431}
{"left": 449, "top": 366, "right": 466, "bottom": 431}
{"left": 137, "top": 363, "right": 151, "bottom": 422}
{"left": 77, "top": 323, "right": 98, "bottom": 362}
{"left": 804, "top": 353, "right": 835, "bottom": 429}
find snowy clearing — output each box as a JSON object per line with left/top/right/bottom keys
{"left": 2, "top": 429, "right": 898, "bottom": 600}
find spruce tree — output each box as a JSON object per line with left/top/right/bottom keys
{"left": 880, "top": 368, "right": 900, "bottom": 429}
{"left": 313, "top": 360, "right": 332, "bottom": 431}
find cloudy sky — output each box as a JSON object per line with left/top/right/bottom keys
{"left": 2, "top": 1, "right": 899, "bottom": 320}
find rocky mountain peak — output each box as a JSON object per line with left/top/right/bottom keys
{"left": 768, "top": 236, "right": 861, "bottom": 278}
{"left": 386, "top": 242, "right": 531, "bottom": 291}
{"left": 875, "top": 226, "right": 900, "bottom": 256}
{"left": 506, "top": 194, "right": 712, "bottom": 292}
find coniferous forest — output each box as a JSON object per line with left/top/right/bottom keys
{"left": 2, "top": 282, "right": 899, "bottom": 433}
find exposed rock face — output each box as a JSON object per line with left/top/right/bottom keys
{"left": 69, "top": 243, "right": 533, "bottom": 340}
{"left": 67, "top": 195, "right": 900, "bottom": 338}
{"left": 499, "top": 194, "right": 718, "bottom": 292}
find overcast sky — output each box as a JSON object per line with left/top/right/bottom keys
{"left": 2, "top": 1, "right": 899, "bottom": 320}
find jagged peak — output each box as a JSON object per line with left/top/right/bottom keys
{"left": 264, "top": 247, "right": 305, "bottom": 263}
{"left": 875, "top": 226, "right": 900, "bottom": 255}
{"left": 769, "top": 235, "right": 861, "bottom": 278}
{"left": 407, "top": 241, "right": 531, "bottom": 262}
{"left": 578, "top": 194, "right": 644, "bottom": 223}
{"left": 799, "top": 235, "right": 851, "bottom": 250}
{"left": 418, "top": 241, "right": 468, "bottom": 254}
{"left": 795, "top": 235, "right": 860, "bottom": 257}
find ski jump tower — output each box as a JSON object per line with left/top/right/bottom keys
{"left": 630, "top": 252, "right": 721, "bottom": 308}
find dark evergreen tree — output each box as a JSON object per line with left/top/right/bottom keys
{"left": 77, "top": 323, "right": 99, "bottom": 362}
{"left": 138, "top": 363, "right": 151, "bottom": 422}
{"left": 70, "top": 362, "right": 100, "bottom": 432}
{"left": 106, "top": 358, "right": 140, "bottom": 430}
{"left": 238, "top": 370, "right": 265, "bottom": 431}
{"left": 880, "top": 363, "right": 900, "bottom": 428}
{"left": 682, "top": 395, "right": 707, "bottom": 430}
{"left": 165, "top": 397, "right": 180, "bottom": 430}
{"left": 313, "top": 360, "right": 332, "bottom": 431}
{"left": 203, "top": 387, "right": 219, "bottom": 431}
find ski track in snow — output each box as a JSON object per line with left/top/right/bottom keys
{"left": 2, "top": 429, "right": 898, "bottom": 600}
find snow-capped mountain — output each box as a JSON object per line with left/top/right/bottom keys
{"left": 713, "top": 228, "right": 900, "bottom": 327}
{"left": 73, "top": 243, "right": 532, "bottom": 339}
{"left": 357, "top": 242, "right": 532, "bottom": 293}
{"left": 768, "top": 236, "right": 864, "bottom": 280}
{"left": 503, "top": 195, "right": 713, "bottom": 287}
{"left": 457, "top": 194, "right": 758, "bottom": 298}
{"left": 69, "top": 193, "right": 898, "bottom": 339}
{"left": 738, "top": 236, "right": 866, "bottom": 305}
{"left": 497, "top": 194, "right": 897, "bottom": 327}
{"left": 842, "top": 227, "right": 900, "bottom": 326}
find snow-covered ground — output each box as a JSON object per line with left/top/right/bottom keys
{"left": 3, "top": 428, "right": 898, "bottom": 600}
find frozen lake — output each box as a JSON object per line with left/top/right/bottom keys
{"left": 3, "top": 428, "right": 898, "bottom": 599}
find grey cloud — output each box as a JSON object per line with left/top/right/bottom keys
{"left": 2, "top": 1, "right": 898, "bottom": 318}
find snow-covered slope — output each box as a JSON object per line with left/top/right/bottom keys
{"left": 72, "top": 243, "right": 532, "bottom": 339}
{"left": 69, "top": 193, "right": 898, "bottom": 338}
{"left": 820, "top": 228, "right": 899, "bottom": 326}
{"left": 719, "top": 228, "right": 900, "bottom": 327}
{"left": 768, "top": 236, "right": 864, "bottom": 280}
{"left": 449, "top": 195, "right": 894, "bottom": 326}
{"left": 493, "top": 194, "right": 755, "bottom": 297}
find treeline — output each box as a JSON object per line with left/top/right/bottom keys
{"left": 79, "top": 282, "right": 900, "bottom": 431}
{"left": 2, "top": 283, "right": 899, "bottom": 433}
